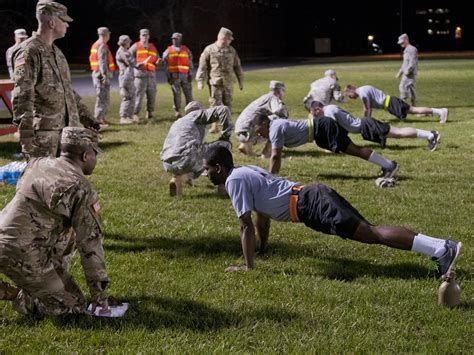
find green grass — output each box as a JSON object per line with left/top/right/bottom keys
{"left": 1, "top": 59, "right": 473, "bottom": 353}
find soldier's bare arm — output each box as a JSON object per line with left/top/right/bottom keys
{"left": 269, "top": 147, "right": 282, "bottom": 174}
{"left": 225, "top": 211, "right": 255, "bottom": 272}
{"left": 361, "top": 97, "right": 372, "bottom": 117}
{"left": 256, "top": 212, "right": 270, "bottom": 254}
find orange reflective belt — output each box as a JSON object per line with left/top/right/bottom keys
{"left": 289, "top": 185, "right": 305, "bottom": 223}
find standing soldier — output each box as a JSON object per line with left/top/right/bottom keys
{"left": 396, "top": 33, "right": 418, "bottom": 106}
{"left": 89, "top": 27, "right": 116, "bottom": 126}
{"left": 196, "top": 27, "right": 244, "bottom": 133}
{"left": 0, "top": 127, "right": 110, "bottom": 317}
{"left": 115, "top": 35, "right": 135, "bottom": 125}
{"left": 162, "top": 32, "right": 193, "bottom": 118}
{"left": 12, "top": 1, "right": 100, "bottom": 159}
{"left": 130, "top": 29, "right": 161, "bottom": 122}
{"left": 5, "top": 29, "right": 29, "bottom": 80}
{"left": 303, "top": 69, "right": 345, "bottom": 111}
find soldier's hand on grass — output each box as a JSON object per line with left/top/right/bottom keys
{"left": 225, "top": 263, "right": 249, "bottom": 273}
{"left": 197, "top": 81, "right": 204, "bottom": 90}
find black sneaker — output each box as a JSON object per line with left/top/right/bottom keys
{"left": 428, "top": 131, "right": 440, "bottom": 152}
{"left": 433, "top": 240, "right": 462, "bottom": 278}
{"left": 380, "top": 161, "right": 400, "bottom": 178}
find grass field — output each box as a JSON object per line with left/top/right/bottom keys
{"left": 0, "top": 59, "right": 473, "bottom": 353}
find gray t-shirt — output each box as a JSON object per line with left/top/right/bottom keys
{"left": 356, "top": 85, "right": 387, "bottom": 109}
{"left": 225, "top": 165, "right": 298, "bottom": 221}
{"left": 269, "top": 119, "right": 308, "bottom": 149}
{"left": 323, "top": 105, "right": 361, "bottom": 133}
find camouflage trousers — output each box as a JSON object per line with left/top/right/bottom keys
{"left": 209, "top": 84, "right": 233, "bottom": 110}
{"left": 0, "top": 234, "right": 86, "bottom": 316}
{"left": 21, "top": 130, "right": 61, "bottom": 159}
{"left": 92, "top": 74, "right": 111, "bottom": 120}
{"left": 399, "top": 75, "right": 417, "bottom": 103}
{"left": 119, "top": 81, "right": 136, "bottom": 119}
{"left": 169, "top": 75, "right": 193, "bottom": 112}
{"left": 134, "top": 74, "right": 156, "bottom": 115}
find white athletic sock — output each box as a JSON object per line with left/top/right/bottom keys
{"left": 416, "top": 129, "right": 433, "bottom": 140}
{"left": 368, "top": 151, "right": 393, "bottom": 169}
{"left": 411, "top": 233, "right": 446, "bottom": 258}
{"left": 432, "top": 108, "right": 442, "bottom": 117}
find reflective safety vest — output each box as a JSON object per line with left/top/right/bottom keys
{"left": 135, "top": 42, "right": 158, "bottom": 72}
{"left": 89, "top": 40, "right": 116, "bottom": 72}
{"left": 166, "top": 45, "right": 190, "bottom": 73}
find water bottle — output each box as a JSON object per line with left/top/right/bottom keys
{"left": 438, "top": 271, "right": 462, "bottom": 308}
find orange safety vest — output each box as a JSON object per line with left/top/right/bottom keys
{"left": 166, "top": 45, "right": 190, "bottom": 73}
{"left": 135, "top": 42, "right": 158, "bottom": 72}
{"left": 89, "top": 40, "right": 116, "bottom": 72}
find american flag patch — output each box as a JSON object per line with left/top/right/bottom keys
{"left": 14, "top": 54, "right": 25, "bottom": 67}
{"left": 92, "top": 200, "right": 101, "bottom": 213}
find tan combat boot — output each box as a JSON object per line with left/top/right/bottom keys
{"left": 120, "top": 117, "right": 133, "bottom": 125}
{"left": 169, "top": 175, "right": 185, "bottom": 197}
{"left": 0, "top": 281, "right": 19, "bottom": 300}
{"left": 132, "top": 114, "right": 141, "bottom": 123}
{"left": 174, "top": 110, "right": 182, "bottom": 119}
{"left": 146, "top": 111, "right": 154, "bottom": 119}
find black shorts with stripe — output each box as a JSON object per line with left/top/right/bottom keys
{"left": 313, "top": 117, "right": 352, "bottom": 153}
{"left": 387, "top": 96, "right": 411, "bottom": 120}
{"left": 360, "top": 117, "right": 391, "bottom": 146}
{"left": 296, "top": 184, "right": 367, "bottom": 239}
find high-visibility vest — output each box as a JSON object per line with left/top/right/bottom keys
{"left": 89, "top": 40, "right": 116, "bottom": 72}
{"left": 135, "top": 42, "right": 158, "bottom": 72}
{"left": 166, "top": 45, "right": 190, "bottom": 73}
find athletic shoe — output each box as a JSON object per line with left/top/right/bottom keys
{"left": 380, "top": 161, "right": 400, "bottom": 179}
{"left": 427, "top": 131, "right": 441, "bottom": 151}
{"left": 375, "top": 177, "right": 396, "bottom": 188}
{"left": 440, "top": 108, "right": 448, "bottom": 123}
{"left": 433, "top": 240, "right": 462, "bottom": 278}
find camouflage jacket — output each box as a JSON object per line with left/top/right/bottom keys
{"left": 307, "top": 76, "right": 343, "bottom": 106}
{"left": 11, "top": 32, "right": 96, "bottom": 138}
{"left": 116, "top": 47, "right": 135, "bottom": 87}
{"left": 398, "top": 44, "right": 418, "bottom": 77}
{"left": 0, "top": 157, "right": 108, "bottom": 298}
{"left": 195, "top": 42, "right": 243, "bottom": 86}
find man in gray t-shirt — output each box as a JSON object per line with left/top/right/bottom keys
{"left": 202, "top": 145, "right": 461, "bottom": 277}
{"left": 345, "top": 84, "right": 448, "bottom": 123}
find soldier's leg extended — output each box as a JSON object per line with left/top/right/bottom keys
{"left": 170, "top": 77, "right": 183, "bottom": 117}
{"left": 145, "top": 74, "right": 157, "bottom": 119}
{"left": 209, "top": 85, "right": 224, "bottom": 133}
{"left": 134, "top": 77, "right": 147, "bottom": 117}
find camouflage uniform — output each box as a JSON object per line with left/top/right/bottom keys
{"left": 398, "top": 44, "right": 418, "bottom": 104}
{"left": 6, "top": 45, "right": 19, "bottom": 80}
{"left": 91, "top": 38, "right": 114, "bottom": 122}
{"left": 0, "top": 128, "right": 108, "bottom": 316}
{"left": 303, "top": 73, "right": 344, "bottom": 109}
{"left": 12, "top": 30, "right": 97, "bottom": 159}
{"left": 161, "top": 103, "right": 233, "bottom": 178}
{"left": 116, "top": 45, "right": 136, "bottom": 119}
{"left": 195, "top": 41, "right": 243, "bottom": 110}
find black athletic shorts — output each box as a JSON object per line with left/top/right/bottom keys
{"left": 296, "top": 184, "right": 367, "bottom": 239}
{"left": 387, "top": 96, "right": 411, "bottom": 120}
{"left": 360, "top": 117, "right": 391, "bottom": 146}
{"left": 313, "top": 117, "right": 351, "bottom": 153}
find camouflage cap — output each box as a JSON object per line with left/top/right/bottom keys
{"left": 269, "top": 80, "right": 285, "bottom": 90}
{"left": 324, "top": 69, "right": 337, "bottom": 77}
{"left": 139, "top": 28, "right": 150, "bottom": 36}
{"left": 218, "top": 27, "right": 234, "bottom": 40}
{"left": 97, "top": 27, "right": 111, "bottom": 36}
{"left": 14, "top": 29, "right": 28, "bottom": 39}
{"left": 61, "top": 127, "right": 102, "bottom": 153}
{"left": 185, "top": 101, "right": 204, "bottom": 114}
{"left": 118, "top": 34, "right": 131, "bottom": 46}
{"left": 36, "top": 1, "right": 73, "bottom": 22}
{"left": 171, "top": 32, "right": 182, "bottom": 39}
{"left": 397, "top": 33, "right": 409, "bottom": 44}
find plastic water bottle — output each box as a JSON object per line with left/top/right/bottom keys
{"left": 0, "top": 162, "right": 27, "bottom": 186}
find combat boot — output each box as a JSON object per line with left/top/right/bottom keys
{"left": 169, "top": 175, "right": 185, "bottom": 197}
{"left": 132, "top": 114, "right": 141, "bottom": 123}
{"left": 145, "top": 111, "right": 154, "bottom": 120}
{"left": 120, "top": 117, "right": 133, "bottom": 125}
{"left": 0, "top": 281, "right": 19, "bottom": 300}
{"left": 174, "top": 110, "right": 182, "bottom": 119}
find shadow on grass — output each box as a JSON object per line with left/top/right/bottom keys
{"left": 317, "top": 173, "right": 379, "bottom": 181}
{"left": 283, "top": 149, "right": 326, "bottom": 158}
{"left": 363, "top": 143, "right": 423, "bottom": 151}
{"left": 99, "top": 141, "right": 132, "bottom": 152}
{"left": 0, "top": 141, "right": 21, "bottom": 159}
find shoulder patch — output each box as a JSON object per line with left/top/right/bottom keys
{"left": 92, "top": 200, "right": 101, "bottom": 213}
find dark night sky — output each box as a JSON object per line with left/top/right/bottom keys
{"left": 0, "top": 0, "right": 471, "bottom": 66}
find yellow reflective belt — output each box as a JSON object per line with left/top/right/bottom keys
{"left": 90, "top": 49, "right": 98, "bottom": 54}
{"left": 90, "top": 61, "right": 98, "bottom": 66}
{"left": 137, "top": 50, "right": 148, "bottom": 54}
{"left": 168, "top": 65, "right": 189, "bottom": 70}
{"left": 306, "top": 118, "right": 314, "bottom": 142}
{"left": 384, "top": 95, "right": 391, "bottom": 110}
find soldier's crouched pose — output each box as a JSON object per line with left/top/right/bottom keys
{"left": 203, "top": 146, "right": 462, "bottom": 276}
{"left": 0, "top": 128, "right": 109, "bottom": 316}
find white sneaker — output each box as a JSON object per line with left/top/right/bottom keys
{"left": 440, "top": 108, "right": 448, "bottom": 123}
{"left": 119, "top": 117, "right": 133, "bottom": 125}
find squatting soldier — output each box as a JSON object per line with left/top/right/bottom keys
{"left": 0, "top": 127, "right": 110, "bottom": 316}
{"left": 196, "top": 27, "right": 244, "bottom": 133}
{"left": 162, "top": 32, "right": 193, "bottom": 118}
{"left": 160, "top": 102, "right": 233, "bottom": 197}
{"left": 396, "top": 33, "right": 418, "bottom": 106}
{"left": 5, "top": 29, "right": 29, "bottom": 80}
{"left": 130, "top": 28, "right": 161, "bottom": 122}
{"left": 12, "top": 1, "right": 99, "bottom": 159}
{"left": 235, "top": 80, "right": 288, "bottom": 158}
{"left": 89, "top": 27, "right": 116, "bottom": 126}
{"left": 303, "top": 69, "right": 345, "bottom": 112}
{"left": 115, "top": 35, "right": 135, "bottom": 125}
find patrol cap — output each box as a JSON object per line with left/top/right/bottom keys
{"left": 118, "top": 34, "right": 131, "bottom": 46}
{"left": 269, "top": 80, "right": 285, "bottom": 91}
{"left": 218, "top": 27, "right": 234, "bottom": 40}
{"left": 36, "top": 1, "right": 73, "bottom": 22}
{"left": 140, "top": 28, "right": 150, "bottom": 36}
{"left": 324, "top": 69, "right": 337, "bottom": 77}
{"left": 61, "top": 127, "right": 102, "bottom": 153}
{"left": 97, "top": 27, "right": 111, "bottom": 36}
{"left": 397, "top": 33, "right": 409, "bottom": 44}
{"left": 14, "top": 29, "right": 28, "bottom": 39}
{"left": 304, "top": 97, "right": 324, "bottom": 112}
{"left": 171, "top": 32, "right": 182, "bottom": 39}
{"left": 185, "top": 101, "right": 204, "bottom": 114}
